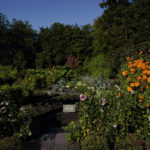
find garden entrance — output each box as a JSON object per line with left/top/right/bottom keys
{"left": 23, "top": 92, "right": 80, "bottom": 150}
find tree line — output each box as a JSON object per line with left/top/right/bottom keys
{"left": 0, "top": 0, "right": 150, "bottom": 77}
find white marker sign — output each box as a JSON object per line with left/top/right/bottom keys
{"left": 63, "top": 104, "right": 76, "bottom": 113}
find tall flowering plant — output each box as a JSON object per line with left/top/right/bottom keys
{"left": 65, "top": 49, "right": 150, "bottom": 147}
{"left": 121, "top": 50, "right": 150, "bottom": 107}
{"left": 0, "top": 101, "right": 36, "bottom": 139}
{"left": 120, "top": 50, "right": 150, "bottom": 138}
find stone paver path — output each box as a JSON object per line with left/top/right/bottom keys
{"left": 24, "top": 128, "right": 80, "bottom": 150}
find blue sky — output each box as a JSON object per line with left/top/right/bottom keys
{"left": 0, "top": 0, "right": 103, "bottom": 30}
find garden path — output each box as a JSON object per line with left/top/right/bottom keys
{"left": 24, "top": 127, "right": 80, "bottom": 150}
{"left": 23, "top": 109, "right": 80, "bottom": 150}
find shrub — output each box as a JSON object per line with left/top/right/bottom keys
{"left": 65, "top": 49, "right": 150, "bottom": 147}
{"left": 115, "top": 134, "right": 143, "bottom": 150}
{"left": 82, "top": 54, "right": 112, "bottom": 78}
{"left": 23, "top": 66, "right": 75, "bottom": 89}
{"left": 0, "top": 136, "right": 22, "bottom": 150}
{"left": 0, "top": 83, "right": 33, "bottom": 105}
{"left": 64, "top": 121, "right": 82, "bottom": 143}
{"left": 50, "top": 80, "right": 67, "bottom": 94}
{"left": 0, "top": 103, "right": 36, "bottom": 138}
{"left": 0, "top": 65, "right": 17, "bottom": 85}
{"left": 81, "top": 135, "right": 109, "bottom": 150}
{"left": 0, "top": 83, "right": 35, "bottom": 139}
{"left": 66, "top": 75, "right": 112, "bottom": 94}
{"left": 66, "top": 54, "right": 80, "bottom": 69}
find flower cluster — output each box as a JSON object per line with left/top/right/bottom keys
{"left": 20, "top": 107, "right": 26, "bottom": 113}
{"left": 122, "top": 50, "right": 150, "bottom": 107}
{"left": 0, "top": 101, "right": 9, "bottom": 111}
{"left": 80, "top": 94, "right": 87, "bottom": 101}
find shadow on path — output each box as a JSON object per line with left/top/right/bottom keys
{"left": 23, "top": 106, "right": 80, "bottom": 150}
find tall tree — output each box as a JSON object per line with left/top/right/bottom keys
{"left": 93, "top": 0, "right": 150, "bottom": 75}
{"left": 36, "top": 23, "right": 93, "bottom": 68}
{"left": 0, "top": 13, "right": 12, "bottom": 65}
{"left": 10, "top": 19, "right": 37, "bottom": 69}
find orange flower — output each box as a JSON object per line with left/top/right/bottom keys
{"left": 127, "top": 87, "right": 132, "bottom": 92}
{"left": 145, "top": 62, "right": 149, "bottom": 64}
{"left": 143, "top": 75, "right": 147, "bottom": 80}
{"left": 147, "top": 78, "right": 150, "bottom": 83}
{"left": 130, "top": 83, "right": 135, "bottom": 87}
{"left": 147, "top": 70, "right": 150, "bottom": 75}
{"left": 133, "top": 63, "right": 137, "bottom": 67}
{"left": 139, "top": 51, "right": 143, "bottom": 55}
{"left": 145, "top": 85, "right": 149, "bottom": 89}
{"left": 142, "top": 65, "right": 146, "bottom": 70}
{"left": 131, "top": 72, "right": 135, "bottom": 75}
{"left": 139, "top": 99, "right": 142, "bottom": 103}
{"left": 142, "top": 70, "right": 147, "bottom": 74}
{"left": 139, "top": 59, "right": 143, "bottom": 62}
{"left": 118, "top": 93, "right": 122, "bottom": 97}
{"left": 147, "top": 104, "right": 150, "bottom": 108}
{"left": 122, "top": 71, "right": 127, "bottom": 76}
{"left": 130, "top": 68, "right": 135, "bottom": 72}
{"left": 137, "top": 76, "right": 142, "bottom": 80}
{"left": 135, "top": 82, "right": 140, "bottom": 87}
{"left": 128, "top": 64, "right": 132, "bottom": 68}
{"left": 139, "top": 95, "right": 143, "bottom": 99}
{"left": 130, "top": 58, "right": 133, "bottom": 61}
{"left": 137, "top": 64, "right": 142, "bottom": 68}
{"left": 126, "top": 57, "right": 130, "bottom": 60}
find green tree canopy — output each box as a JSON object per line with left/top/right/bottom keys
{"left": 93, "top": 0, "right": 150, "bottom": 76}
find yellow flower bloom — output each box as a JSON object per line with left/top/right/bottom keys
{"left": 118, "top": 93, "right": 122, "bottom": 97}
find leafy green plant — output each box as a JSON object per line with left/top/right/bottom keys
{"left": 0, "top": 136, "right": 22, "bottom": 150}
{"left": 64, "top": 121, "right": 82, "bottom": 143}
{"left": 81, "top": 135, "right": 109, "bottom": 150}
{"left": 0, "top": 65, "right": 18, "bottom": 85}
{"left": 115, "top": 134, "right": 143, "bottom": 150}
{"left": 0, "top": 83, "right": 33, "bottom": 105}
{"left": 50, "top": 80, "right": 67, "bottom": 94}
{"left": 0, "top": 102, "right": 36, "bottom": 139}
{"left": 65, "top": 49, "right": 150, "bottom": 148}
{"left": 82, "top": 54, "right": 112, "bottom": 78}
{"left": 23, "top": 66, "right": 75, "bottom": 89}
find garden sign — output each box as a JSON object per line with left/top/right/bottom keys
{"left": 63, "top": 104, "right": 76, "bottom": 113}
